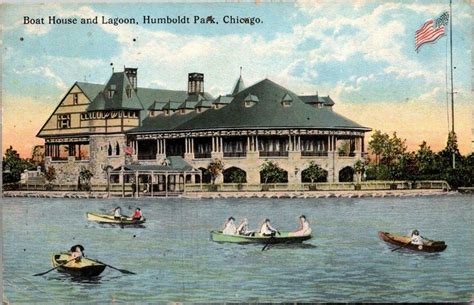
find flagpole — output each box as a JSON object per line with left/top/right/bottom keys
{"left": 449, "top": 0, "right": 455, "bottom": 169}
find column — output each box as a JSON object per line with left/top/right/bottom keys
{"left": 150, "top": 172, "right": 154, "bottom": 198}
{"left": 247, "top": 136, "right": 251, "bottom": 152}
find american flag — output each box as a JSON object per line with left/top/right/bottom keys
{"left": 415, "top": 12, "right": 449, "bottom": 52}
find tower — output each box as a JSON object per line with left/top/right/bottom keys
{"left": 124, "top": 67, "right": 138, "bottom": 91}
{"left": 188, "top": 73, "right": 204, "bottom": 95}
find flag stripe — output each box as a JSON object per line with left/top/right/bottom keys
{"left": 417, "top": 28, "right": 445, "bottom": 42}
{"left": 416, "top": 20, "right": 433, "bottom": 34}
{"left": 416, "top": 33, "right": 445, "bottom": 50}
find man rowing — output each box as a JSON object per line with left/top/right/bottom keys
{"left": 66, "top": 244, "right": 84, "bottom": 267}
{"left": 410, "top": 229, "right": 426, "bottom": 249}
{"left": 259, "top": 218, "right": 279, "bottom": 237}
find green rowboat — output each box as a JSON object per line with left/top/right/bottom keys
{"left": 210, "top": 230, "right": 312, "bottom": 244}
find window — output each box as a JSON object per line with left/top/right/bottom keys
{"left": 108, "top": 143, "right": 113, "bottom": 156}
{"left": 115, "top": 142, "right": 120, "bottom": 155}
{"left": 282, "top": 101, "right": 292, "bottom": 107}
{"left": 73, "top": 93, "right": 79, "bottom": 105}
{"left": 126, "top": 86, "right": 132, "bottom": 98}
{"left": 107, "top": 90, "right": 114, "bottom": 99}
{"left": 57, "top": 114, "right": 71, "bottom": 129}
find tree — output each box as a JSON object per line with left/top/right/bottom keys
{"left": 368, "top": 130, "right": 389, "bottom": 165}
{"left": 260, "top": 160, "right": 287, "bottom": 183}
{"left": 337, "top": 140, "right": 350, "bottom": 156}
{"left": 79, "top": 167, "right": 94, "bottom": 191}
{"left": 301, "top": 161, "right": 327, "bottom": 183}
{"left": 2, "top": 146, "right": 35, "bottom": 183}
{"left": 228, "top": 169, "right": 246, "bottom": 184}
{"left": 44, "top": 166, "right": 56, "bottom": 190}
{"left": 353, "top": 159, "right": 367, "bottom": 183}
{"left": 207, "top": 159, "right": 224, "bottom": 185}
{"left": 31, "top": 145, "right": 45, "bottom": 167}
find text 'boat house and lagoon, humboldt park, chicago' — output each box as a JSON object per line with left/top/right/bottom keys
{"left": 37, "top": 67, "right": 371, "bottom": 193}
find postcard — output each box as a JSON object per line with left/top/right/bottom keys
{"left": 1, "top": 1, "right": 472, "bottom": 304}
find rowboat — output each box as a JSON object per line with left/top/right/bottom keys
{"left": 51, "top": 252, "right": 106, "bottom": 277}
{"left": 210, "top": 230, "right": 312, "bottom": 244}
{"left": 87, "top": 212, "right": 146, "bottom": 225}
{"left": 378, "top": 231, "right": 447, "bottom": 252}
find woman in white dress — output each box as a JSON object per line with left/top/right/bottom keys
{"left": 289, "top": 215, "right": 312, "bottom": 237}
{"left": 222, "top": 217, "right": 237, "bottom": 235}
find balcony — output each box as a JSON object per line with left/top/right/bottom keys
{"left": 259, "top": 151, "right": 289, "bottom": 157}
{"left": 138, "top": 155, "right": 156, "bottom": 160}
{"left": 223, "top": 152, "right": 247, "bottom": 158}
{"left": 194, "top": 152, "right": 211, "bottom": 159}
{"left": 301, "top": 151, "right": 328, "bottom": 157}
{"left": 338, "top": 152, "right": 356, "bottom": 157}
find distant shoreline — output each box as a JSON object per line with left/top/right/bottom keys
{"left": 2, "top": 189, "right": 465, "bottom": 199}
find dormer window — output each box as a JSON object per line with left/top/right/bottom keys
{"left": 281, "top": 93, "right": 293, "bottom": 107}
{"left": 126, "top": 86, "right": 132, "bottom": 98}
{"left": 244, "top": 93, "right": 259, "bottom": 108}
{"left": 73, "top": 93, "right": 78, "bottom": 105}
{"left": 180, "top": 109, "right": 186, "bottom": 114}
{"left": 149, "top": 110, "right": 155, "bottom": 117}
{"left": 107, "top": 84, "right": 116, "bottom": 98}
{"left": 165, "top": 110, "right": 170, "bottom": 116}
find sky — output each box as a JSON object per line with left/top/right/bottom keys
{"left": 1, "top": 0, "right": 472, "bottom": 158}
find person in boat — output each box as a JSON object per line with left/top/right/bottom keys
{"left": 222, "top": 217, "right": 237, "bottom": 235}
{"left": 131, "top": 208, "right": 143, "bottom": 221}
{"left": 410, "top": 230, "right": 426, "bottom": 247}
{"left": 289, "top": 215, "right": 312, "bottom": 237}
{"left": 67, "top": 244, "right": 84, "bottom": 266}
{"left": 259, "top": 218, "right": 279, "bottom": 237}
{"left": 113, "top": 206, "right": 123, "bottom": 220}
{"left": 236, "top": 218, "right": 254, "bottom": 236}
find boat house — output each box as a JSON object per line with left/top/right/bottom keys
{"left": 37, "top": 67, "right": 370, "bottom": 195}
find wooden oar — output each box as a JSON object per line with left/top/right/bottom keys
{"left": 86, "top": 258, "right": 136, "bottom": 275}
{"left": 262, "top": 231, "right": 279, "bottom": 251}
{"left": 33, "top": 257, "right": 77, "bottom": 276}
{"left": 391, "top": 241, "right": 412, "bottom": 252}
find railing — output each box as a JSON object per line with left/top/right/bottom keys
{"left": 223, "top": 152, "right": 247, "bottom": 158}
{"left": 338, "top": 152, "right": 356, "bottom": 157}
{"left": 194, "top": 152, "right": 211, "bottom": 159}
{"left": 138, "top": 155, "right": 156, "bottom": 160}
{"left": 8, "top": 180, "right": 450, "bottom": 193}
{"left": 259, "top": 151, "right": 289, "bottom": 157}
{"left": 184, "top": 180, "right": 451, "bottom": 192}
{"left": 301, "top": 151, "right": 328, "bottom": 157}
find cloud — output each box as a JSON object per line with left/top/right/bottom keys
{"left": 13, "top": 66, "right": 68, "bottom": 90}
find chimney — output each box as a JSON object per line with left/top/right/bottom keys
{"left": 124, "top": 67, "right": 138, "bottom": 91}
{"left": 188, "top": 72, "right": 204, "bottom": 95}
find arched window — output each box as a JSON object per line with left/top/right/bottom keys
{"left": 108, "top": 143, "right": 112, "bottom": 156}
{"left": 115, "top": 142, "right": 120, "bottom": 155}
{"left": 223, "top": 167, "right": 247, "bottom": 183}
{"left": 339, "top": 166, "right": 354, "bottom": 182}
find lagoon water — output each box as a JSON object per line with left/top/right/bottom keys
{"left": 3, "top": 195, "right": 473, "bottom": 303}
